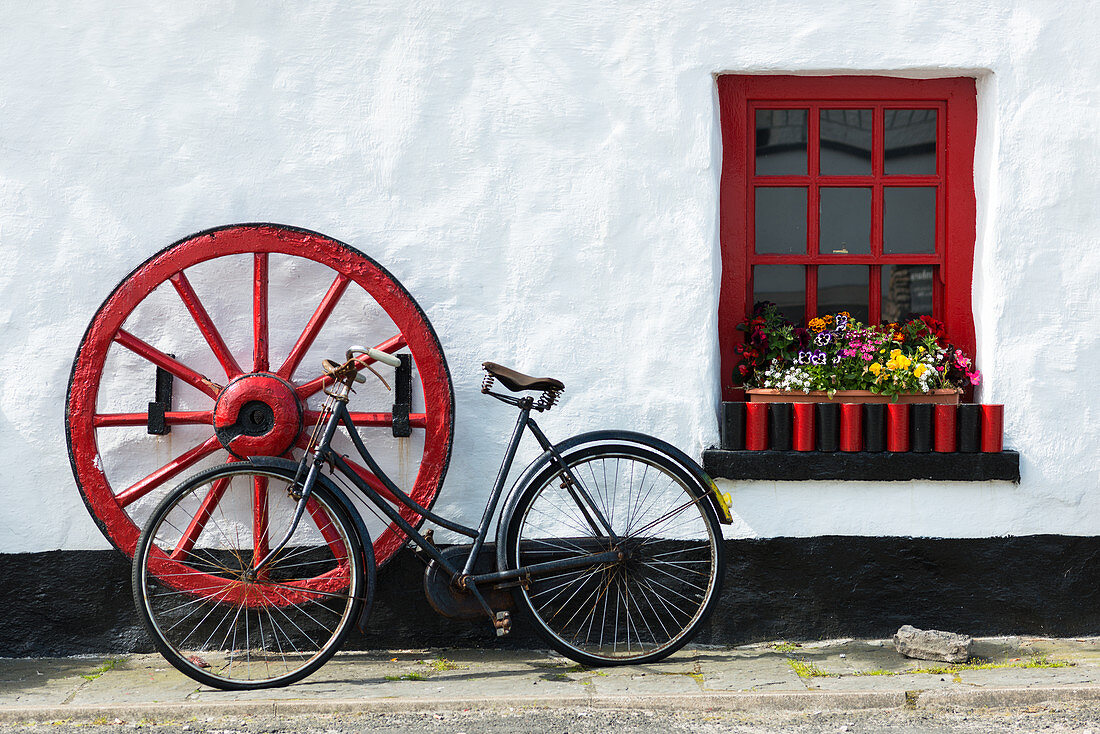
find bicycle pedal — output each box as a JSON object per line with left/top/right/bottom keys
{"left": 494, "top": 610, "right": 511, "bottom": 637}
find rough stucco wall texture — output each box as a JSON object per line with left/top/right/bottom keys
{"left": 0, "top": 1, "right": 1097, "bottom": 552}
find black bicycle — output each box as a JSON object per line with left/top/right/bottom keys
{"left": 132, "top": 346, "right": 731, "bottom": 689}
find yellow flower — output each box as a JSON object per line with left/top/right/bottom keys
{"left": 886, "top": 358, "right": 899, "bottom": 370}
{"left": 868, "top": 362, "right": 882, "bottom": 375}
{"left": 889, "top": 354, "right": 912, "bottom": 370}
{"left": 890, "top": 349, "right": 902, "bottom": 358}
{"left": 914, "top": 364, "right": 928, "bottom": 378}
{"left": 808, "top": 317, "right": 826, "bottom": 333}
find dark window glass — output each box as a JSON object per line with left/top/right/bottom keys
{"left": 881, "top": 265, "right": 935, "bottom": 322}
{"left": 885, "top": 109, "right": 937, "bottom": 175}
{"left": 817, "top": 265, "right": 869, "bottom": 324}
{"left": 753, "top": 265, "right": 805, "bottom": 324}
{"left": 754, "top": 187, "right": 807, "bottom": 254}
{"left": 755, "top": 109, "right": 807, "bottom": 175}
{"left": 883, "top": 187, "right": 936, "bottom": 254}
{"left": 819, "top": 187, "right": 871, "bottom": 254}
{"left": 819, "top": 109, "right": 872, "bottom": 175}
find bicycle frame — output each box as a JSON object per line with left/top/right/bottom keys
{"left": 255, "top": 378, "right": 622, "bottom": 625}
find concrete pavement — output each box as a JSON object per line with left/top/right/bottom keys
{"left": 3, "top": 637, "right": 1100, "bottom": 724}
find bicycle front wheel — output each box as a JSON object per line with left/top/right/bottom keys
{"left": 503, "top": 444, "right": 725, "bottom": 666}
{"left": 132, "top": 464, "right": 371, "bottom": 690}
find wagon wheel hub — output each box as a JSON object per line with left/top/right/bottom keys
{"left": 213, "top": 373, "right": 303, "bottom": 459}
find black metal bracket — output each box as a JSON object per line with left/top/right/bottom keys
{"left": 147, "top": 359, "right": 174, "bottom": 435}
{"left": 392, "top": 353, "right": 412, "bottom": 438}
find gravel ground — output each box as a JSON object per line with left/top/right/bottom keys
{"left": 5, "top": 703, "right": 1100, "bottom": 734}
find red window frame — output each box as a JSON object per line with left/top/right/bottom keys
{"left": 717, "top": 75, "right": 978, "bottom": 401}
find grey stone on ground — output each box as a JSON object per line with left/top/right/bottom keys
{"left": 893, "top": 624, "right": 972, "bottom": 663}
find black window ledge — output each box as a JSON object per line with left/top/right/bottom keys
{"left": 703, "top": 449, "right": 1020, "bottom": 483}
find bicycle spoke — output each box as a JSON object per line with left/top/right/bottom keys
{"left": 511, "top": 447, "right": 721, "bottom": 665}
{"left": 136, "top": 468, "right": 363, "bottom": 688}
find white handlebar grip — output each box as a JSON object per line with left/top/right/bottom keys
{"left": 347, "top": 345, "right": 402, "bottom": 368}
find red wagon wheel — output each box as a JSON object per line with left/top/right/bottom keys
{"left": 66, "top": 223, "right": 454, "bottom": 569}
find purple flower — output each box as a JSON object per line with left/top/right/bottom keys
{"left": 814, "top": 332, "right": 833, "bottom": 346}
{"left": 811, "top": 351, "right": 827, "bottom": 365}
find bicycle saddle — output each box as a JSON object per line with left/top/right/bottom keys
{"left": 482, "top": 362, "right": 564, "bottom": 393}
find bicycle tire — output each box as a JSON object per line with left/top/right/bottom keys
{"left": 501, "top": 443, "right": 725, "bottom": 666}
{"left": 132, "top": 463, "right": 372, "bottom": 690}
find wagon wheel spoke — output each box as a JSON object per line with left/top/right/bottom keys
{"left": 302, "top": 410, "right": 427, "bottom": 429}
{"left": 252, "top": 475, "right": 270, "bottom": 561}
{"left": 169, "top": 272, "right": 243, "bottom": 380}
{"left": 94, "top": 411, "right": 213, "bottom": 428}
{"left": 304, "top": 497, "right": 348, "bottom": 562}
{"left": 115, "top": 434, "right": 222, "bottom": 508}
{"left": 253, "top": 253, "right": 269, "bottom": 373}
{"left": 170, "top": 472, "right": 234, "bottom": 561}
{"left": 277, "top": 273, "right": 352, "bottom": 381}
{"left": 114, "top": 330, "right": 222, "bottom": 399}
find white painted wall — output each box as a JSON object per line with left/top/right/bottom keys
{"left": 1, "top": 1, "right": 1097, "bottom": 552}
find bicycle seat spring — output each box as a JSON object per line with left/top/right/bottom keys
{"left": 481, "top": 372, "right": 496, "bottom": 394}
{"left": 534, "top": 388, "right": 562, "bottom": 412}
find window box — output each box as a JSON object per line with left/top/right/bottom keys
{"left": 746, "top": 388, "right": 959, "bottom": 404}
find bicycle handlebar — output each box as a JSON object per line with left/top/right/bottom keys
{"left": 346, "top": 345, "right": 402, "bottom": 368}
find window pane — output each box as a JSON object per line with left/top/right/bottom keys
{"left": 755, "top": 187, "right": 807, "bottom": 254}
{"left": 819, "top": 109, "right": 872, "bottom": 175}
{"left": 753, "top": 265, "right": 805, "bottom": 324}
{"left": 883, "top": 187, "right": 936, "bottom": 254}
{"left": 885, "top": 109, "right": 937, "bottom": 175}
{"left": 755, "top": 109, "right": 807, "bottom": 175}
{"left": 819, "top": 187, "right": 871, "bottom": 254}
{"left": 817, "top": 265, "right": 869, "bottom": 324}
{"left": 882, "top": 265, "right": 935, "bottom": 322}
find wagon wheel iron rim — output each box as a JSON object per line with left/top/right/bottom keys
{"left": 66, "top": 223, "right": 454, "bottom": 573}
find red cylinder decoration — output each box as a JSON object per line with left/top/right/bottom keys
{"left": 745, "top": 402, "right": 768, "bottom": 451}
{"left": 792, "top": 402, "right": 815, "bottom": 451}
{"left": 887, "top": 403, "right": 910, "bottom": 452}
{"left": 981, "top": 404, "right": 1004, "bottom": 452}
{"left": 934, "top": 404, "right": 957, "bottom": 452}
{"left": 839, "top": 403, "right": 862, "bottom": 452}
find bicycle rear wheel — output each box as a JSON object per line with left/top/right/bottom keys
{"left": 503, "top": 444, "right": 725, "bottom": 666}
{"left": 132, "top": 463, "right": 371, "bottom": 690}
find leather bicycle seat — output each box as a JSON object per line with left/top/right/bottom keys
{"left": 482, "top": 362, "right": 564, "bottom": 393}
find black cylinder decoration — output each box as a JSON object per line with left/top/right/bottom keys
{"left": 816, "top": 403, "right": 839, "bottom": 452}
{"left": 910, "top": 403, "right": 934, "bottom": 453}
{"left": 768, "top": 403, "right": 793, "bottom": 451}
{"left": 720, "top": 402, "right": 746, "bottom": 450}
{"left": 957, "top": 403, "right": 982, "bottom": 453}
{"left": 863, "top": 403, "right": 886, "bottom": 453}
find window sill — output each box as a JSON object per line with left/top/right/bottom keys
{"left": 702, "top": 449, "right": 1020, "bottom": 483}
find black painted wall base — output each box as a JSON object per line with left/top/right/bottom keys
{"left": 4, "top": 537, "right": 1098, "bottom": 656}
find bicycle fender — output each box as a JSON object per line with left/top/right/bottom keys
{"left": 245, "top": 456, "right": 377, "bottom": 632}
{"left": 494, "top": 431, "right": 731, "bottom": 561}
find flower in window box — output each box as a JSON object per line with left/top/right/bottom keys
{"left": 732, "top": 302, "right": 978, "bottom": 400}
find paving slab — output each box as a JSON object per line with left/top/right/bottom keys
{"left": 3, "top": 637, "right": 1100, "bottom": 723}
{"left": 0, "top": 657, "right": 103, "bottom": 707}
